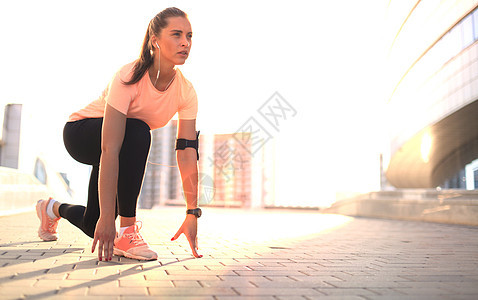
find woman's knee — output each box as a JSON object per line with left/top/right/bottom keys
{"left": 63, "top": 119, "right": 103, "bottom": 166}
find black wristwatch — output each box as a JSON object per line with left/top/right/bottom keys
{"left": 186, "top": 208, "right": 202, "bottom": 218}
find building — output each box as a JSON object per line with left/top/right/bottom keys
{"left": 139, "top": 120, "right": 179, "bottom": 208}
{"left": 139, "top": 120, "right": 271, "bottom": 208}
{"left": 0, "top": 104, "right": 22, "bottom": 169}
{"left": 208, "top": 133, "right": 252, "bottom": 207}
{"left": 384, "top": 1, "right": 478, "bottom": 189}
{"left": 0, "top": 103, "right": 72, "bottom": 214}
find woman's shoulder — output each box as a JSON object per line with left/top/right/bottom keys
{"left": 175, "top": 69, "right": 197, "bottom": 103}
{"left": 176, "top": 68, "right": 194, "bottom": 89}
{"left": 116, "top": 61, "right": 137, "bottom": 79}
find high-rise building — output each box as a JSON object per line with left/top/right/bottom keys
{"left": 139, "top": 120, "right": 179, "bottom": 208}
{"left": 0, "top": 104, "right": 22, "bottom": 169}
{"left": 208, "top": 133, "right": 252, "bottom": 207}
{"left": 139, "top": 120, "right": 272, "bottom": 208}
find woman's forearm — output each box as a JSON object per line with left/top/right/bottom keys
{"left": 98, "top": 104, "right": 126, "bottom": 220}
{"left": 98, "top": 151, "right": 119, "bottom": 220}
{"left": 177, "top": 148, "right": 198, "bottom": 209}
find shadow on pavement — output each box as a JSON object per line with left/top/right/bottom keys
{"left": 0, "top": 240, "right": 54, "bottom": 248}
{"left": 2, "top": 251, "right": 194, "bottom": 299}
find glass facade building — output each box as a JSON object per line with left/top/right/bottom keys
{"left": 385, "top": 1, "right": 478, "bottom": 188}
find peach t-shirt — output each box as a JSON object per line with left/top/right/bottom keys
{"left": 68, "top": 62, "right": 198, "bottom": 130}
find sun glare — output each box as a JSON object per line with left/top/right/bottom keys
{"left": 200, "top": 209, "right": 354, "bottom": 246}
{"left": 420, "top": 131, "right": 433, "bottom": 163}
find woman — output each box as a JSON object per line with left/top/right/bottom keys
{"left": 35, "top": 7, "right": 202, "bottom": 261}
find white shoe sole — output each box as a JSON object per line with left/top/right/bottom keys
{"left": 113, "top": 248, "right": 157, "bottom": 261}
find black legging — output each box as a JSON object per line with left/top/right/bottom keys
{"left": 60, "top": 118, "right": 151, "bottom": 238}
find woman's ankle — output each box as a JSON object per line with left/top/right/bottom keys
{"left": 120, "top": 216, "right": 136, "bottom": 227}
{"left": 52, "top": 201, "right": 62, "bottom": 218}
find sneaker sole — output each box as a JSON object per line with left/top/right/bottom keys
{"left": 113, "top": 248, "right": 157, "bottom": 261}
{"left": 36, "top": 200, "right": 57, "bottom": 242}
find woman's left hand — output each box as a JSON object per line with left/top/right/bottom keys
{"left": 171, "top": 215, "right": 202, "bottom": 258}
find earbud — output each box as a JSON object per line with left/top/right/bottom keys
{"left": 154, "top": 41, "right": 160, "bottom": 86}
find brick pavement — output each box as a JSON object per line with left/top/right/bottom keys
{"left": 1, "top": 206, "right": 477, "bottom": 299}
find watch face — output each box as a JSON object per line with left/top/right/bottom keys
{"left": 188, "top": 208, "right": 202, "bottom": 218}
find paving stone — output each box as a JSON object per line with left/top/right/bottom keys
{"left": 306, "top": 297, "right": 366, "bottom": 300}
{"left": 116, "top": 273, "right": 148, "bottom": 280}
{"left": 365, "top": 288, "right": 407, "bottom": 296}
{"left": 89, "top": 286, "right": 148, "bottom": 296}
{"left": 119, "top": 278, "right": 173, "bottom": 287}
{"left": 0, "top": 278, "right": 37, "bottom": 286}
{"left": 122, "top": 297, "right": 214, "bottom": 300}
{"left": 261, "top": 275, "right": 298, "bottom": 282}
{"left": 319, "top": 287, "right": 381, "bottom": 296}
{"left": 330, "top": 274, "right": 411, "bottom": 282}
{"left": 234, "top": 287, "right": 322, "bottom": 296}
{"left": 34, "top": 278, "right": 118, "bottom": 288}
{"left": 165, "top": 269, "right": 238, "bottom": 276}
{"left": 426, "top": 283, "right": 478, "bottom": 295}
{"left": 252, "top": 280, "right": 333, "bottom": 288}
{"left": 364, "top": 296, "right": 477, "bottom": 300}
{"left": 218, "top": 275, "right": 271, "bottom": 283}
{"left": 400, "top": 275, "right": 478, "bottom": 282}
{"left": 233, "top": 270, "right": 307, "bottom": 276}
{"left": 0, "top": 207, "right": 477, "bottom": 299}
{"left": 290, "top": 275, "right": 344, "bottom": 282}
{"left": 172, "top": 279, "right": 202, "bottom": 287}
{"left": 199, "top": 280, "right": 257, "bottom": 288}
{"left": 11, "top": 270, "right": 68, "bottom": 280}
{"left": 57, "top": 286, "right": 89, "bottom": 296}
{"left": 148, "top": 287, "right": 237, "bottom": 296}
{"left": 0, "top": 286, "right": 59, "bottom": 298}
{"left": 327, "top": 281, "right": 409, "bottom": 288}
{"left": 274, "top": 296, "right": 309, "bottom": 300}
{"left": 215, "top": 297, "right": 275, "bottom": 300}
{"left": 145, "top": 274, "right": 221, "bottom": 281}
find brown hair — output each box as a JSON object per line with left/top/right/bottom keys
{"left": 123, "top": 7, "right": 187, "bottom": 85}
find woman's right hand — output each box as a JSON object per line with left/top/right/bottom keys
{"left": 92, "top": 216, "right": 116, "bottom": 261}
{"left": 94, "top": 104, "right": 125, "bottom": 262}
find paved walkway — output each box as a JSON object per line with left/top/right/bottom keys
{"left": 1, "top": 207, "right": 477, "bottom": 299}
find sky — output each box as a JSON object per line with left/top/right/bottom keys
{"left": 0, "top": 0, "right": 390, "bottom": 207}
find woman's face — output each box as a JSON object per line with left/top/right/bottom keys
{"left": 155, "top": 16, "right": 192, "bottom": 66}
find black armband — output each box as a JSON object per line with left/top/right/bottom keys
{"left": 175, "top": 131, "right": 200, "bottom": 160}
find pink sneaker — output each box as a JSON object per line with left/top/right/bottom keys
{"left": 36, "top": 198, "right": 60, "bottom": 241}
{"left": 113, "top": 221, "right": 158, "bottom": 260}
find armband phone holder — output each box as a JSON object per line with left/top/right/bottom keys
{"left": 175, "top": 131, "right": 200, "bottom": 160}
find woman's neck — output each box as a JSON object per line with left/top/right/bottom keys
{"left": 150, "top": 63, "right": 174, "bottom": 78}
{"left": 159, "top": 63, "right": 175, "bottom": 78}
{"left": 149, "top": 63, "right": 176, "bottom": 91}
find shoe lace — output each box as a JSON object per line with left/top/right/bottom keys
{"left": 124, "top": 221, "right": 146, "bottom": 246}
{"left": 47, "top": 216, "right": 59, "bottom": 233}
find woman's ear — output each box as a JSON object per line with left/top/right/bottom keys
{"left": 150, "top": 35, "right": 160, "bottom": 49}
